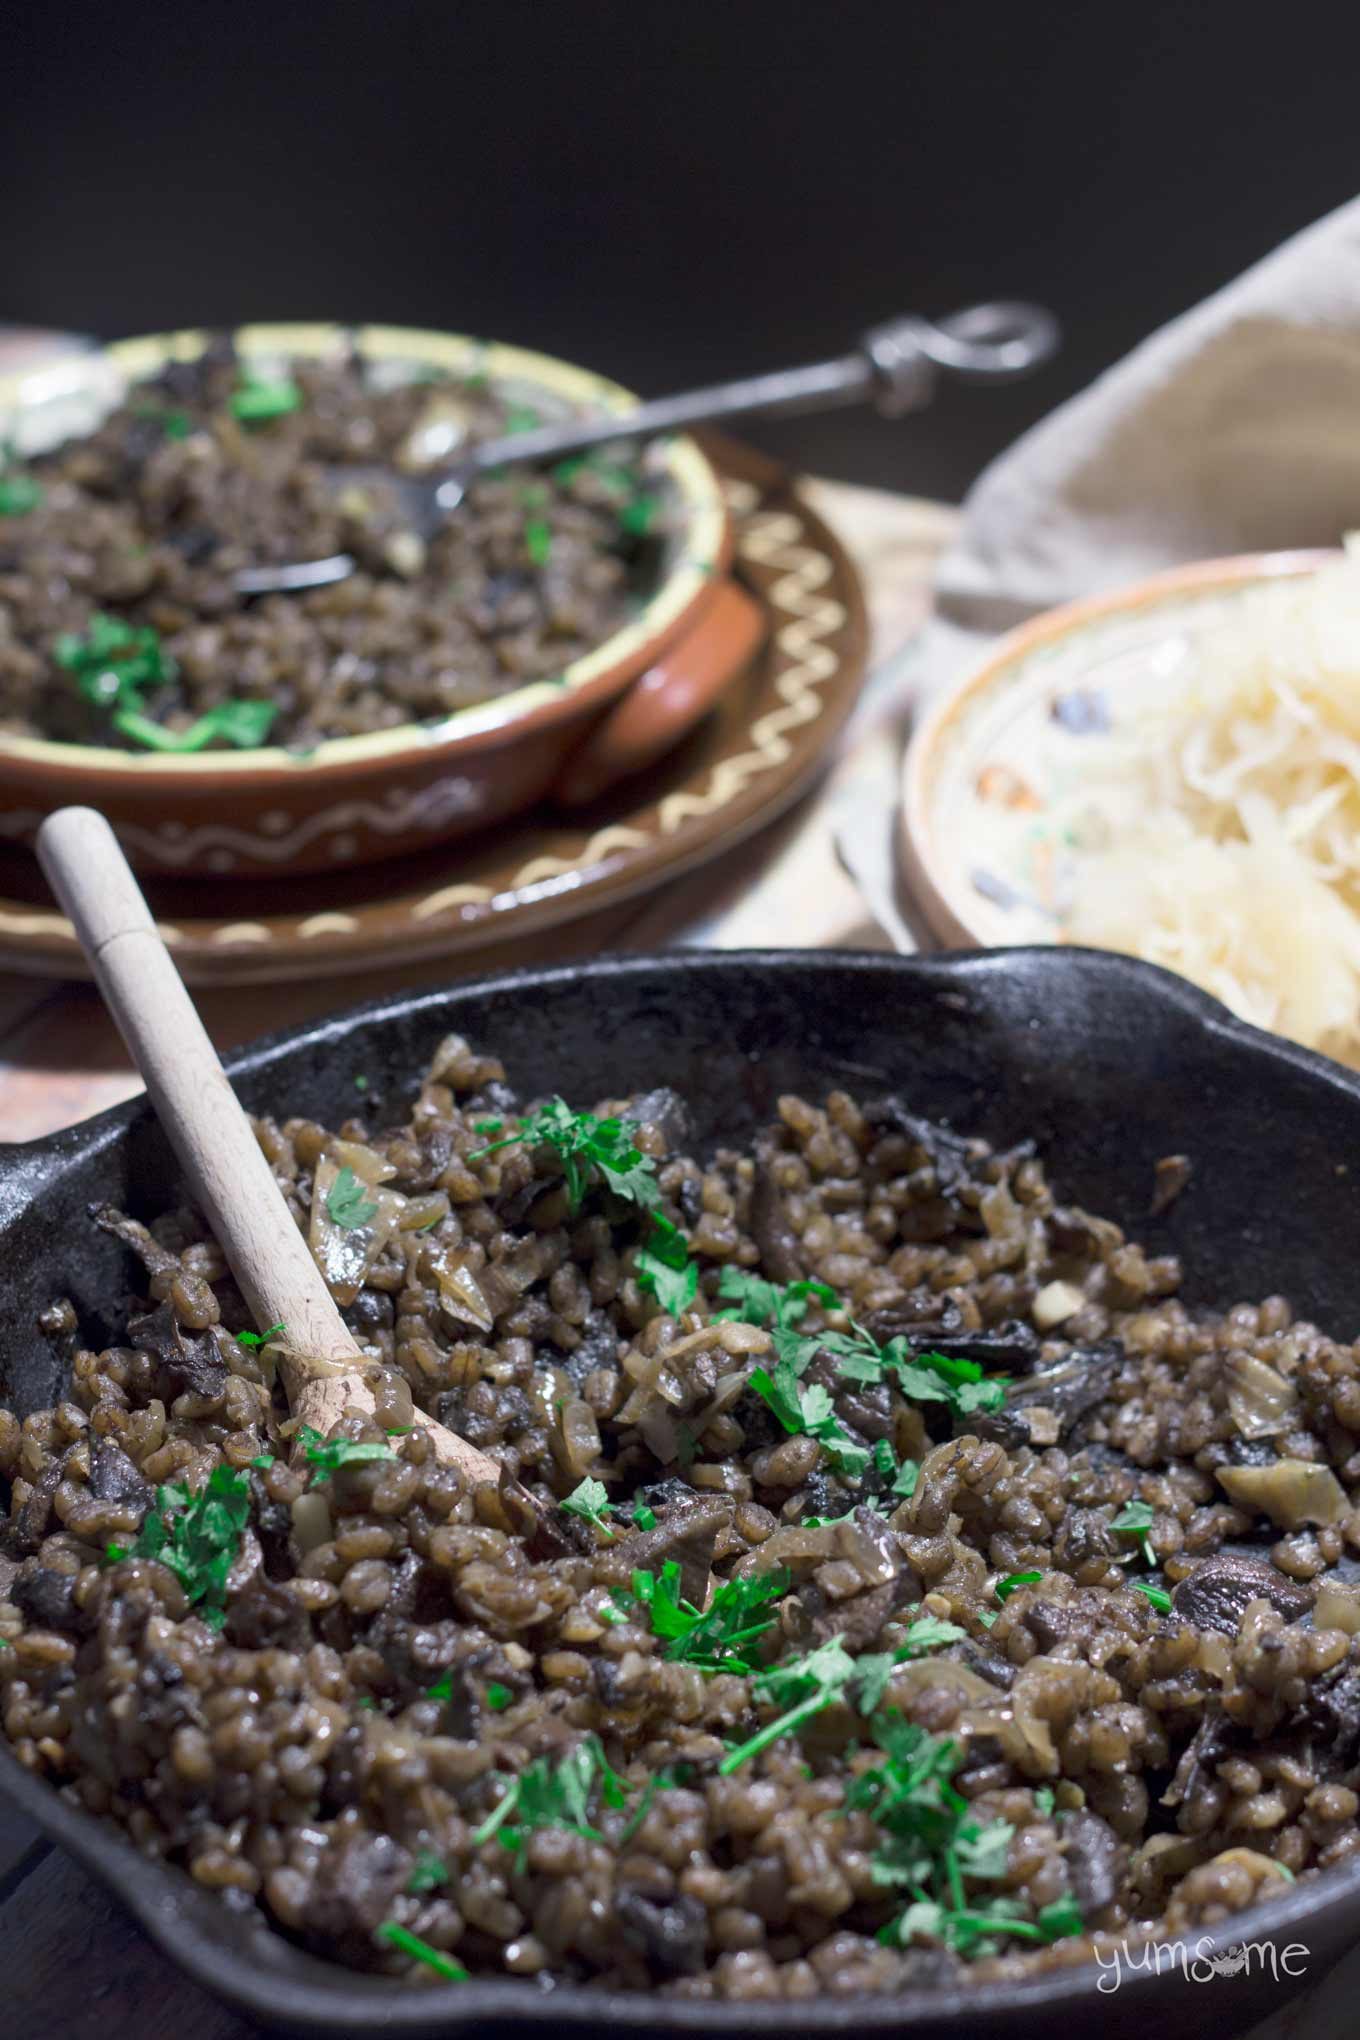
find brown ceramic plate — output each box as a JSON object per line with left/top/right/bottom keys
{"left": 0, "top": 442, "right": 868, "bottom": 984}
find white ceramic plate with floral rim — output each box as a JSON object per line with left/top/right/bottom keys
{"left": 900, "top": 550, "right": 1335, "bottom": 949}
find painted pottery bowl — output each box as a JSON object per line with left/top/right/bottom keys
{"left": 0, "top": 324, "right": 750, "bottom": 877}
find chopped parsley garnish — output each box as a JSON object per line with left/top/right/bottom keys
{"left": 425, "top": 1672, "right": 453, "bottom": 1701}
{"left": 325, "top": 1165, "right": 379, "bottom": 1230}
{"left": 230, "top": 371, "right": 302, "bottom": 425}
{"left": 615, "top": 1561, "right": 790, "bottom": 1674}
{"left": 353, "top": 1074, "right": 369, "bottom": 1092}
{"left": 524, "top": 516, "right": 552, "bottom": 567}
{"left": 561, "top": 1475, "right": 616, "bottom": 1537}
{"left": 52, "top": 611, "right": 276, "bottom": 752}
{"left": 374, "top": 1920, "right": 468, "bottom": 1981}
{"left": 749, "top": 1356, "right": 870, "bottom": 1477}
{"left": 1034, "top": 1786, "right": 1056, "bottom": 1816}
{"left": 994, "top": 1570, "right": 1043, "bottom": 1602}
{"left": 133, "top": 401, "right": 192, "bottom": 440}
{"left": 631, "top": 1503, "right": 657, "bottom": 1531}
{"left": 504, "top": 403, "right": 542, "bottom": 434}
{"left": 719, "top": 1620, "right": 964, "bottom": 1773}
{"left": 105, "top": 1464, "right": 254, "bottom": 1629}
{"left": 634, "top": 1225, "right": 698, "bottom": 1316}
{"left": 236, "top": 1319, "right": 286, "bottom": 1349}
{"left": 0, "top": 469, "right": 41, "bottom": 516}
{"left": 717, "top": 1270, "right": 1007, "bottom": 1422}
{"left": 55, "top": 611, "right": 175, "bottom": 710}
{"left": 485, "top": 1682, "right": 512, "bottom": 1711}
{"left": 1132, "top": 1580, "right": 1173, "bottom": 1614}
{"left": 1110, "top": 1498, "right": 1156, "bottom": 1567}
{"left": 472, "top": 1733, "right": 627, "bottom": 1862}
{"left": 845, "top": 1709, "right": 1082, "bottom": 1957}
{"left": 295, "top": 1424, "right": 396, "bottom": 1482}
{"left": 617, "top": 493, "right": 658, "bottom": 538}
{"left": 406, "top": 1850, "right": 450, "bottom": 1893}
{"left": 109, "top": 696, "right": 279, "bottom": 754}
{"left": 470, "top": 1098, "right": 694, "bottom": 1314}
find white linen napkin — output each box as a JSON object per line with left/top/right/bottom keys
{"left": 919, "top": 195, "right": 1360, "bottom": 695}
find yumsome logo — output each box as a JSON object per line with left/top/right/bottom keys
{"left": 1093, "top": 1937, "right": 1309, "bottom": 1993}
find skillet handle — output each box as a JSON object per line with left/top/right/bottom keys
{"left": 555, "top": 578, "right": 766, "bottom": 807}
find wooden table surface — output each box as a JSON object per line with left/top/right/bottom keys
{"left": 2, "top": 467, "right": 1356, "bottom": 2036}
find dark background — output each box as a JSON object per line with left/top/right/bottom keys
{"left": 5, "top": 2, "right": 1360, "bottom": 501}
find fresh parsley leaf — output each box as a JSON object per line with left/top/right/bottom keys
{"left": 640, "top": 1232, "right": 701, "bottom": 1313}
{"left": 631, "top": 1503, "right": 657, "bottom": 1530}
{"left": 504, "top": 403, "right": 542, "bottom": 434}
{"left": 1131, "top": 1580, "right": 1172, "bottom": 1614}
{"left": 326, "top": 1165, "right": 379, "bottom": 1229}
{"left": 619, "top": 1561, "right": 790, "bottom": 1674}
{"left": 720, "top": 1620, "right": 962, "bottom": 1773}
{"left": 524, "top": 516, "right": 552, "bottom": 567}
{"left": 296, "top": 1424, "right": 396, "bottom": 1483}
{"left": 374, "top": 1920, "right": 468, "bottom": 1981}
{"left": 0, "top": 470, "right": 42, "bottom": 516}
{"left": 118, "top": 1463, "right": 255, "bottom": 1628}
{"left": 994, "top": 1570, "right": 1043, "bottom": 1603}
{"left": 1034, "top": 1786, "right": 1056, "bottom": 1817}
{"left": 54, "top": 611, "right": 176, "bottom": 716}
{"left": 618, "top": 492, "right": 658, "bottom": 538}
{"left": 471, "top": 1734, "right": 627, "bottom": 1862}
{"left": 470, "top": 1098, "right": 698, "bottom": 1309}
{"left": 1110, "top": 1498, "right": 1156, "bottom": 1567}
{"left": 230, "top": 371, "right": 302, "bottom": 425}
{"left": 236, "top": 1319, "right": 286, "bottom": 1349}
{"left": 425, "top": 1672, "right": 453, "bottom": 1701}
{"left": 890, "top": 1457, "right": 920, "bottom": 1500}
{"left": 561, "top": 1475, "right": 616, "bottom": 1537}
{"left": 406, "top": 1850, "right": 450, "bottom": 1893}
{"left": 749, "top": 1358, "right": 868, "bottom": 1477}
{"left": 485, "top": 1681, "right": 512, "bottom": 1711}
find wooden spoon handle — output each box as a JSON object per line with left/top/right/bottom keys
{"left": 36, "top": 807, "right": 503, "bottom": 1490}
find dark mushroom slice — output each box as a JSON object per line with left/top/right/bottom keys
{"left": 1061, "top": 1809, "right": 1124, "bottom": 1920}
{"left": 597, "top": 1497, "right": 729, "bottom": 1609}
{"left": 970, "top": 1341, "right": 1122, "bottom": 1450}
{"left": 748, "top": 1150, "right": 804, "bottom": 1284}
{"left": 625, "top": 1086, "right": 694, "bottom": 1154}
{"left": 88, "top": 1439, "right": 154, "bottom": 1516}
{"left": 862, "top": 1296, "right": 1041, "bottom": 1371}
{"left": 1171, "top": 1553, "right": 1314, "bottom": 1635}
{"left": 128, "top": 1299, "right": 229, "bottom": 1398}
{"left": 616, "top": 1888, "right": 709, "bottom": 1979}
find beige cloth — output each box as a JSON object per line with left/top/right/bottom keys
{"left": 921, "top": 195, "right": 1360, "bottom": 692}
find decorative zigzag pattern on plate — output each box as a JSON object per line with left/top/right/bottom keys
{"left": 391, "top": 482, "right": 847, "bottom": 926}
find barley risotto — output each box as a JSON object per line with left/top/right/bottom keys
{"left": 3, "top": 1039, "right": 1359, "bottom": 1999}
{"left": 0, "top": 339, "right": 665, "bottom": 752}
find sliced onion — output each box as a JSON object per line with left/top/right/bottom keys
{"left": 1216, "top": 1458, "right": 1347, "bottom": 1528}
{"left": 1226, "top": 1352, "right": 1296, "bottom": 1438}
{"left": 309, "top": 1154, "right": 405, "bottom": 1306}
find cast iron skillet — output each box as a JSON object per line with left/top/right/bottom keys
{"left": 4, "top": 948, "right": 1360, "bottom": 2039}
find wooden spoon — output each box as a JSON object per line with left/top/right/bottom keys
{"left": 36, "top": 806, "right": 512, "bottom": 1498}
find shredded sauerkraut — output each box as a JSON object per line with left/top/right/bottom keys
{"left": 1063, "top": 538, "right": 1360, "bottom": 1066}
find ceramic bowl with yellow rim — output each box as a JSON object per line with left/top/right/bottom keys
{"left": 0, "top": 324, "right": 751, "bottom": 877}
{"left": 901, "top": 550, "right": 1335, "bottom": 949}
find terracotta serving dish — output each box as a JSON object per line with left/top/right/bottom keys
{"left": 0, "top": 324, "right": 756, "bottom": 877}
